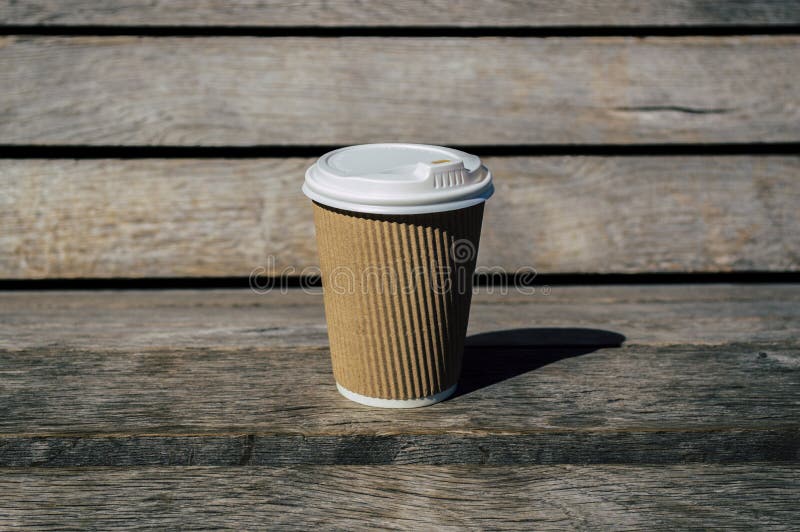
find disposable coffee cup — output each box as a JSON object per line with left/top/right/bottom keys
{"left": 303, "top": 144, "right": 493, "bottom": 408}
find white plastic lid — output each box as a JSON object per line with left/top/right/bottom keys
{"left": 302, "top": 143, "right": 493, "bottom": 214}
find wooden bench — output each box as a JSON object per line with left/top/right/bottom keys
{"left": 1, "top": 1, "right": 798, "bottom": 528}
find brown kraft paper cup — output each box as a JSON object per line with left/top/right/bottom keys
{"left": 313, "top": 201, "right": 484, "bottom": 403}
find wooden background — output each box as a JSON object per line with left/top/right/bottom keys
{"left": 2, "top": 3, "right": 800, "bottom": 528}
{"left": 1, "top": 1, "right": 798, "bottom": 280}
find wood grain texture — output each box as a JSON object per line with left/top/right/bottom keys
{"left": 2, "top": 156, "right": 798, "bottom": 279}
{"left": 1, "top": 36, "right": 798, "bottom": 145}
{"left": 0, "top": 286, "right": 798, "bottom": 465}
{"left": 2, "top": 285, "right": 799, "bottom": 350}
{"left": 1, "top": 465, "right": 799, "bottom": 530}
{"left": 3, "top": 1, "right": 800, "bottom": 27}
{"left": 2, "top": 344, "right": 796, "bottom": 450}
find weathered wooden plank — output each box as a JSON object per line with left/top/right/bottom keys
{"left": 1, "top": 286, "right": 797, "bottom": 466}
{"left": 2, "top": 424, "right": 799, "bottom": 466}
{"left": 1, "top": 465, "right": 799, "bottom": 529}
{"left": 1, "top": 286, "right": 798, "bottom": 465}
{"left": 3, "top": 341, "right": 796, "bottom": 436}
{"left": 2, "top": 156, "right": 798, "bottom": 278}
{"left": 2, "top": 285, "right": 800, "bottom": 350}
{"left": 3, "top": 1, "right": 800, "bottom": 27}
{"left": 1, "top": 36, "right": 798, "bottom": 145}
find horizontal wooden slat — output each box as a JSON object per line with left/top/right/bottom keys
{"left": 1, "top": 465, "right": 798, "bottom": 529}
{"left": 3, "top": 1, "right": 800, "bottom": 27}
{"left": 2, "top": 343, "right": 795, "bottom": 436}
{"left": 1, "top": 156, "right": 797, "bottom": 278}
{"left": 1, "top": 36, "right": 798, "bottom": 146}
{"left": 2, "top": 285, "right": 799, "bottom": 350}
{"left": 1, "top": 287, "right": 798, "bottom": 465}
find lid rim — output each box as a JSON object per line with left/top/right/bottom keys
{"left": 304, "top": 183, "right": 494, "bottom": 215}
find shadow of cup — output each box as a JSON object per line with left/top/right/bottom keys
{"left": 455, "top": 328, "right": 626, "bottom": 397}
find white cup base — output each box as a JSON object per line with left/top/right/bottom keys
{"left": 336, "top": 382, "right": 457, "bottom": 408}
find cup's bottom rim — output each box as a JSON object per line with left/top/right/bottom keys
{"left": 335, "top": 382, "right": 457, "bottom": 408}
